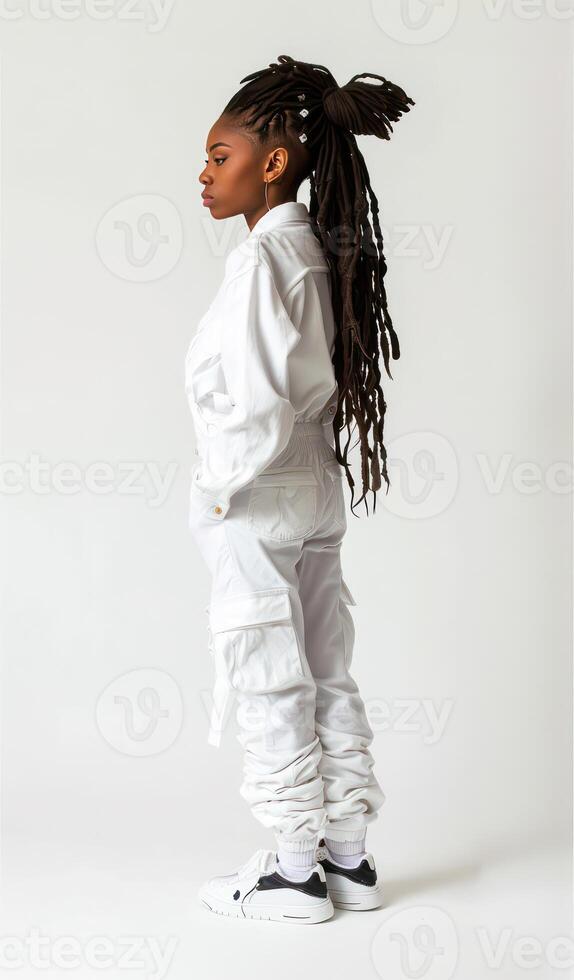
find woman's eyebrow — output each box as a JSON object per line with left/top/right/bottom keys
{"left": 206, "top": 141, "right": 233, "bottom": 153}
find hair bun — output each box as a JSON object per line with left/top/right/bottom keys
{"left": 321, "top": 73, "right": 414, "bottom": 139}
{"left": 322, "top": 84, "right": 354, "bottom": 130}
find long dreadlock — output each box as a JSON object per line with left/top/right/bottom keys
{"left": 222, "top": 54, "right": 415, "bottom": 517}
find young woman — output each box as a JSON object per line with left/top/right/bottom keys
{"left": 185, "top": 54, "right": 414, "bottom": 924}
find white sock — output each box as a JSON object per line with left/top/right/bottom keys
{"left": 276, "top": 845, "right": 316, "bottom": 882}
{"left": 325, "top": 836, "right": 367, "bottom": 868}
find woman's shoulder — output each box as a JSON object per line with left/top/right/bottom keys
{"left": 222, "top": 224, "right": 327, "bottom": 300}
{"left": 223, "top": 233, "right": 261, "bottom": 283}
{"left": 222, "top": 233, "right": 284, "bottom": 288}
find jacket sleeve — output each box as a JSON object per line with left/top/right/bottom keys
{"left": 190, "top": 260, "right": 301, "bottom": 520}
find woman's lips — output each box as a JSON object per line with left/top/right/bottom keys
{"left": 202, "top": 196, "right": 214, "bottom": 207}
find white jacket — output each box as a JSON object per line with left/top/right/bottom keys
{"left": 185, "top": 200, "right": 339, "bottom": 522}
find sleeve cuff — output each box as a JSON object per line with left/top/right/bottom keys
{"left": 190, "top": 477, "right": 230, "bottom": 520}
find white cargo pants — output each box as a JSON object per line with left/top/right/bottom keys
{"left": 188, "top": 421, "right": 385, "bottom": 856}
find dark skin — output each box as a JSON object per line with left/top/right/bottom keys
{"left": 199, "top": 114, "right": 306, "bottom": 231}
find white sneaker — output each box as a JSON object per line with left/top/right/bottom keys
{"left": 316, "top": 839, "right": 384, "bottom": 911}
{"left": 198, "top": 848, "right": 334, "bottom": 924}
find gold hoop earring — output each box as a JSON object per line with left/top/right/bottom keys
{"left": 264, "top": 180, "right": 271, "bottom": 212}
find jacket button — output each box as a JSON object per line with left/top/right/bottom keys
{"left": 214, "top": 505, "right": 223, "bottom": 515}
{"left": 328, "top": 405, "right": 335, "bottom": 414}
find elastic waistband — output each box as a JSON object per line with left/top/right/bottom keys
{"left": 272, "top": 419, "right": 335, "bottom": 467}
{"left": 293, "top": 420, "right": 325, "bottom": 434}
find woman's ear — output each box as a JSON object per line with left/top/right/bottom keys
{"left": 265, "top": 146, "right": 289, "bottom": 182}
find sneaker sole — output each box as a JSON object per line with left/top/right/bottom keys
{"left": 198, "top": 891, "right": 335, "bottom": 924}
{"left": 328, "top": 883, "right": 384, "bottom": 911}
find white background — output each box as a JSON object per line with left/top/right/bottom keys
{"left": 1, "top": 3, "right": 572, "bottom": 978}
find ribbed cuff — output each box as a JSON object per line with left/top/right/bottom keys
{"left": 277, "top": 845, "right": 316, "bottom": 869}
{"left": 322, "top": 826, "right": 368, "bottom": 843}
{"left": 325, "top": 835, "right": 366, "bottom": 856}
{"left": 274, "top": 834, "right": 319, "bottom": 854}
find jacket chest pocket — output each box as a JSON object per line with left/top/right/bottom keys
{"left": 190, "top": 354, "right": 235, "bottom": 421}
{"left": 247, "top": 466, "right": 318, "bottom": 542}
{"left": 185, "top": 310, "right": 234, "bottom": 425}
{"left": 209, "top": 587, "right": 305, "bottom": 695}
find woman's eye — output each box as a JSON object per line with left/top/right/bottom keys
{"left": 204, "top": 157, "right": 226, "bottom": 166}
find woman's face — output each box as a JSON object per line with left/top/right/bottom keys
{"left": 199, "top": 115, "right": 287, "bottom": 229}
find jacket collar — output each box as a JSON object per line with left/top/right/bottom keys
{"left": 247, "top": 200, "right": 311, "bottom": 237}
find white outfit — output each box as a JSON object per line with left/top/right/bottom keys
{"left": 185, "top": 201, "right": 385, "bottom": 854}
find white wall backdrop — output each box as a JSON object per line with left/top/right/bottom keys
{"left": 1, "top": 4, "right": 572, "bottom": 979}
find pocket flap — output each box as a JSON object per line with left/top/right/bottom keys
{"left": 252, "top": 466, "right": 318, "bottom": 488}
{"left": 340, "top": 577, "right": 357, "bottom": 606}
{"left": 209, "top": 588, "right": 292, "bottom": 634}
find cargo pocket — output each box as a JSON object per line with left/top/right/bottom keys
{"left": 209, "top": 587, "right": 306, "bottom": 696}
{"left": 247, "top": 466, "right": 318, "bottom": 542}
{"left": 339, "top": 576, "right": 357, "bottom": 669}
{"left": 321, "top": 458, "right": 346, "bottom": 529}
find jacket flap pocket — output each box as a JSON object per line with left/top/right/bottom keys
{"left": 340, "top": 577, "right": 357, "bottom": 606}
{"left": 252, "top": 466, "right": 318, "bottom": 488}
{"left": 209, "top": 588, "right": 292, "bottom": 634}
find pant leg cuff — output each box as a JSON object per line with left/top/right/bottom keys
{"left": 274, "top": 835, "right": 319, "bottom": 854}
